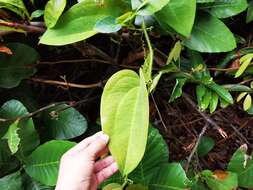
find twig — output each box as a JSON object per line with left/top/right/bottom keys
{"left": 183, "top": 93, "right": 228, "bottom": 138}
{"left": 185, "top": 123, "right": 208, "bottom": 172}
{"left": 29, "top": 77, "right": 105, "bottom": 89}
{"left": 38, "top": 59, "right": 111, "bottom": 65}
{"left": 151, "top": 93, "right": 168, "bottom": 132}
{"left": 0, "top": 21, "right": 45, "bottom": 33}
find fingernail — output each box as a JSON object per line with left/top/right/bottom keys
{"left": 100, "top": 133, "right": 109, "bottom": 142}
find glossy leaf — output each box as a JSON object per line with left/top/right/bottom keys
{"left": 196, "top": 84, "right": 207, "bottom": 108}
{"left": 42, "top": 104, "right": 88, "bottom": 140}
{"left": 101, "top": 69, "right": 149, "bottom": 176}
{"left": 197, "top": 136, "right": 215, "bottom": 156}
{"left": 149, "top": 163, "right": 190, "bottom": 190}
{"left": 209, "top": 92, "right": 219, "bottom": 113}
{"left": 44, "top": 0, "right": 66, "bottom": 28}
{"left": 0, "top": 43, "right": 38, "bottom": 88}
{"left": 247, "top": 1, "right": 253, "bottom": 23}
{"left": 208, "top": 0, "right": 248, "bottom": 18}
{"left": 169, "top": 78, "right": 187, "bottom": 103}
{"left": 235, "top": 53, "right": 253, "bottom": 78}
{"left": 133, "top": 0, "right": 170, "bottom": 16}
{"left": 237, "top": 92, "right": 247, "bottom": 102}
{"left": 0, "top": 171, "right": 22, "bottom": 190}
{"left": 243, "top": 94, "right": 252, "bottom": 111}
{"left": 0, "top": 100, "right": 40, "bottom": 158}
{"left": 31, "top": 10, "right": 44, "bottom": 19}
{"left": 201, "top": 89, "right": 212, "bottom": 110}
{"left": 24, "top": 140, "right": 76, "bottom": 186}
{"left": 183, "top": 13, "right": 236, "bottom": 53}
{"left": 95, "top": 16, "right": 122, "bottom": 33}
{"left": 129, "top": 127, "right": 169, "bottom": 185}
{"left": 228, "top": 145, "right": 253, "bottom": 188}
{"left": 40, "top": 0, "right": 126, "bottom": 45}
{"left": 3, "top": 120, "right": 20, "bottom": 154}
{"left": 156, "top": 0, "right": 196, "bottom": 37}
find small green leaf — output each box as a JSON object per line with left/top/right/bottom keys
{"left": 101, "top": 69, "right": 149, "bottom": 176}
{"left": 134, "top": 0, "right": 170, "bottom": 16}
{"left": 24, "top": 140, "right": 76, "bottom": 186}
{"left": 201, "top": 89, "right": 212, "bottom": 110}
{"left": 169, "top": 78, "right": 187, "bottom": 103}
{"left": 42, "top": 104, "right": 88, "bottom": 140}
{"left": 95, "top": 16, "right": 122, "bottom": 33}
{"left": 243, "top": 94, "right": 252, "bottom": 111}
{"left": 223, "top": 84, "right": 252, "bottom": 92}
{"left": 103, "top": 183, "right": 122, "bottom": 190}
{"left": 237, "top": 92, "right": 247, "bottom": 102}
{"left": 166, "top": 41, "right": 182, "bottom": 65}
{"left": 196, "top": 84, "right": 207, "bottom": 108}
{"left": 0, "top": 171, "right": 22, "bottom": 190}
{"left": 228, "top": 145, "right": 253, "bottom": 188}
{"left": 44, "top": 0, "right": 66, "bottom": 28}
{"left": 3, "top": 120, "right": 20, "bottom": 154}
{"left": 209, "top": 92, "right": 219, "bottom": 113}
{"left": 149, "top": 163, "right": 190, "bottom": 190}
{"left": 30, "top": 10, "right": 44, "bottom": 20}
{"left": 197, "top": 136, "right": 215, "bottom": 157}
{"left": 235, "top": 53, "right": 253, "bottom": 78}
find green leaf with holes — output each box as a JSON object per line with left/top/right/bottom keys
{"left": 24, "top": 140, "right": 76, "bottom": 186}
{"left": 42, "top": 104, "right": 88, "bottom": 140}
{"left": 101, "top": 69, "right": 149, "bottom": 176}
{"left": 0, "top": 43, "right": 38, "bottom": 88}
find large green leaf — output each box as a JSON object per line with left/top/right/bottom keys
{"left": 0, "top": 43, "right": 38, "bottom": 88}
{"left": 44, "top": 0, "right": 66, "bottom": 28}
{"left": 156, "top": 0, "right": 196, "bottom": 37}
{"left": 40, "top": 0, "right": 126, "bottom": 45}
{"left": 24, "top": 140, "right": 76, "bottom": 186}
{"left": 0, "top": 171, "right": 23, "bottom": 190}
{"left": 129, "top": 127, "right": 169, "bottom": 185}
{"left": 0, "top": 100, "right": 40, "bottom": 158}
{"left": 101, "top": 69, "right": 149, "bottom": 176}
{"left": 183, "top": 13, "right": 236, "bottom": 53}
{"left": 207, "top": 0, "right": 248, "bottom": 18}
{"left": 149, "top": 163, "right": 190, "bottom": 190}
{"left": 228, "top": 145, "right": 253, "bottom": 188}
{"left": 42, "top": 104, "right": 88, "bottom": 140}
{"left": 3, "top": 120, "right": 20, "bottom": 154}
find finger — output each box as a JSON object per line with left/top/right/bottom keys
{"left": 66, "top": 131, "right": 103, "bottom": 155}
{"left": 96, "top": 162, "right": 118, "bottom": 185}
{"left": 85, "top": 133, "right": 109, "bottom": 159}
{"left": 94, "top": 156, "right": 115, "bottom": 173}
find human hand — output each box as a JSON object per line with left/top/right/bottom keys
{"left": 55, "top": 132, "right": 118, "bottom": 190}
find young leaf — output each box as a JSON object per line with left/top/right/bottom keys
{"left": 183, "top": 13, "right": 236, "bottom": 53}
{"left": 228, "top": 145, "right": 253, "bottom": 188}
{"left": 44, "top": 0, "right": 66, "bottom": 28}
{"left": 209, "top": 92, "right": 219, "bottom": 113}
{"left": 236, "top": 92, "right": 248, "bottom": 102}
{"left": 207, "top": 0, "right": 248, "bottom": 18}
{"left": 247, "top": 1, "right": 253, "bottom": 23}
{"left": 101, "top": 69, "right": 149, "bottom": 176}
{"left": 3, "top": 120, "right": 20, "bottom": 154}
{"left": 197, "top": 136, "right": 215, "bottom": 157}
{"left": 166, "top": 41, "right": 182, "bottom": 65}
{"left": 156, "top": 0, "right": 196, "bottom": 37}
{"left": 243, "top": 94, "right": 252, "bottom": 111}
{"left": 0, "top": 100, "right": 40, "bottom": 157}
{"left": 196, "top": 84, "right": 207, "bottom": 108}
{"left": 95, "top": 16, "right": 122, "bottom": 33}
{"left": 204, "top": 170, "right": 238, "bottom": 190}
{"left": 149, "top": 163, "right": 190, "bottom": 190}
{"left": 201, "top": 89, "right": 212, "bottom": 110}
{"left": 30, "top": 10, "right": 44, "bottom": 20}
{"left": 42, "top": 104, "right": 88, "bottom": 140}
{"left": 40, "top": 0, "right": 126, "bottom": 45}
{"left": 103, "top": 183, "right": 122, "bottom": 190}
{"left": 0, "top": 43, "right": 38, "bottom": 88}
{"left": 235, "top": 53, "right": 253, "bottom": 78}
{"left": 169, "top": 78, "right": 187, "bottom": 103}
{"left": 24, "top": 140, "right": 76, "bottom": 186}
{"left": 0, "top": 171, "right": 22, "bottom": 190}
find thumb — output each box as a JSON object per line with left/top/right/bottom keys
{"left": 85, "top": 133, "right": 109, "bottom": 159}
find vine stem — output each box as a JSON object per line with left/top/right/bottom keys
{"left": 0, "top": 21, "right": 45, "bottom": 33}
